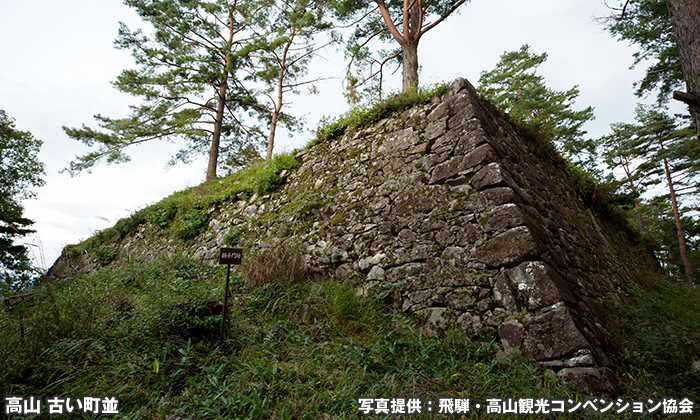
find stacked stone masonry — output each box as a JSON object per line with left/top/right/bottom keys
{"left": 52, "top": 78, "right": 663, "bottom": 394}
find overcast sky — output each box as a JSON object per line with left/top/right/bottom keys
{"left": 0, "top": 0, "right": 677, "bottom": 269}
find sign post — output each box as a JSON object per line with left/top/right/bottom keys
{"left": 218, "top": 247, "right": 242, "bottom": 347}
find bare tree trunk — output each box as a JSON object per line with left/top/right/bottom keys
{"left": 402, "top": 40, "right": 419, "bottom": 91}
{"left": 374, "top": 0, "right": 422, "bottom": 92}
{"left": 207, "top": 77, "right": 227, "bottom": 181}
{"left": 267, "top": 29, "right": 294, "bottom": 161}
{"left": 666, "top": 0, "right": 700, "bottom": 138}
{"left": 661, "top": 149, "right": 694, "bottom": 287}
{"left": 621, "top": 159, "right": 647, "bottom": 231}
{"left": 267, "top": 87, "right": 284, "bottom": 161}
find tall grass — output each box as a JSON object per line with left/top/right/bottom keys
{"left": 3, "top": 253, "right": 698, "bottom": 419}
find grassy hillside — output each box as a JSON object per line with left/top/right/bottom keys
{"left": 2, "top": 251, "right": 700, "bottom": 418}
{"left": 3, "top": 86, "right": 700, "bottom": 419}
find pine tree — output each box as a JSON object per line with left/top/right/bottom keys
{"left": 63, "top": 0, "right": 273, "bottom": 181}
{"left": 600, "top": 0, "right": 700, "bottom": 139}
{"left": 600, "top": 121, "right": 649, "bottom": 231}
{"left": 0, "top": 110, "right": 45, "bottom": 290}
{"left": 477, "top": 45, "right": 596, "bottom": 168}
{"left": 603, "top": 104, "right": 699, "bottom": 286}
{"left": 252, "top": 0, "right": 335, "bottom": 160}
{"left": 332, "top": 0, "right": 471, "bottom": 98}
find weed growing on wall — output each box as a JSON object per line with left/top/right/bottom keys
{"left": 313, "top": 83, "right": 449, "bottom": 145}
{"left": 59, "top": 152, "right": 300, "bottom": 261}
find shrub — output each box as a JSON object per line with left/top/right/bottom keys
{"left": 159, "top": 300, "right": 223, "bottom": 340}
{"left": 331, "top": 284, "right": 381, "bottom": 335}
{"left": 173, "top": 208, "right": 212, "bottom": 241}
{"left": 93, "top": 246, "right": 117, "bottom": 266}
{"left": 146, "top": 201, "right": 178, "bottom": 228}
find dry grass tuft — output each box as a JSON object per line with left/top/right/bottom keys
{"left": 242, "top": 241, "right": 307, "bottom": 288}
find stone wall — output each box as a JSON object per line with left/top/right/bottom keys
{"left": 50, "top": 78, "right": 663, "bottom": 393}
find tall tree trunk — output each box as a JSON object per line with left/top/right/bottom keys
{"left": 267, "top": 29, "right": 294, "bottom": 161}
{"left": 374, "top": 0, "right": 423, "bottom": 92}
{"left": 207, "top": 77, "right": 228, "bottom": 181}
{"left": 267, "top": 87, "right": 284, "bottom": 161}
{"left": 621, "top": 159, "right": 647, "bottom": 231}
{"left": 661, "top": 149, "right": 694, "bottom": 287}
{"left": 666, "top": 0, "right": 700, "bottom": 138}
{"left": 402, "top": 40, "right": 419, "bottom": 91}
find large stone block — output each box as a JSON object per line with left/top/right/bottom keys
{"left": 494, "top": 261, "right": 575, "bottom": 311}
{"left": 472, "top": 226, "right": 541, "bottom": 267}
{"left": 483, "top": 203, "right": 525, "bottom": 233}
{"left": 378, "top": 127, "right": 420, "bottom": 154}
{"left": 470, "top": 162, "right": 513, "bottom": 191}
{"left": 521, "top": 306, "right": 590, "bottom": 361}
{"left": 430, "top": 143, "right": 497, "bottom": 184}
{"left": 498, "top": 320, "right": 525, "bottom": 348}
{"left": 393, "top": 187, "right": 447, "bottom": 216}
{"left": 557, "top": 367, "right": 618, "bottom": 396}
{"left": 428, "top": 89, "right": 476, "bottom": 122}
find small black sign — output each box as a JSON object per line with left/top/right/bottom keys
{"left": 218, "top": 247, "right": 243, "bottom": 265}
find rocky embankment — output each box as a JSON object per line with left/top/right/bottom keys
{"left": 49, "top": 78, "right": 663, "bottom": 393}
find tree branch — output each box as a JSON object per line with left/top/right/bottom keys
{"left": 374, "top": 0, "right": 405, "bottom": 44}
{"left": 673, "top": 91, "right": 700, "bottom": 106}
{"left": 422, "top": 0, "right": 469, "bottom": 34}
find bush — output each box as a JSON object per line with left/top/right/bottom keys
{"left": 93, "top": 245, "right": 117, "bottom": 266}
{"left": 146, "top": 201, "right": 178, "bottom": 228}
{"left": 242, "top": 241, "right": 307, "bottom": 288}
{"left": 173, "top": 207, "right": 212, "bottom": 241}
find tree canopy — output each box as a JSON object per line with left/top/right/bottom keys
{"left": 599, "top": 0, "right": 682, "bottom": 103}
{"left": 600, "top": 105, "right": 699, "bottom": 286}
{"left": 600, "top": 0, "right": 700, "bottom": 138}
{"left": 250, "top": 0, "right": 335, "bottom": 160}
{"left": 478, "top": 45, "right": 596, "bottom": 168}
{"left": 333, "top": 0, "right": 471, "bottom": 99}
{"left": 0, "top": 110, "right": 45, "bottom": 290}
{"left": 63, "top": 0, "right": 277, "bottom": 181}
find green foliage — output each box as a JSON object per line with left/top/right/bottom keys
{"left": 65, "top": 152, "right": 300, "bottom": 259}
{"left": 478, "top": 44, "right": 596, "bottom": 169}
{"left": 611, "top": 281, "right": 700, "bottom": 396}
{"left": 93, "top": 245, "right": 118, "bottom": 266}
{"left": 250, "top": 0, "right": 336, "bottom": 158}
{"left": 331, "top": 284, "right": 380, "bottom": 335}
{"left": 312, "top": 83, "right": 449, "bottom": 144}
{"left": 599, "top": 0, "right": 681, "bottom": 104}
{"left": 565, "top": 163, "right": 616, "bottom": 208}
{"left": 641, "top": 198, "right": 700, "bottom": 282}
{"left": 61, "top": 0, "right": 272, "bottom": 177}
{"left": 159, "top": 300, "right": 225, "bottom": 341}
{"left": 3, "top": 254, "right": 697, "bottom": 418}
{"left": 146, "top": 201, "right": 178, "bottom": 229}
{"left": 333, "top": 0, "right": 471, "bottom": 98}
{"left": 599, "top": 104, "right": 700, "bottom": 284}
{"left": 503, "top": 107, "right": 565, "bottom": 167}
{"left": 173, "top": 208, "right": 213, "bottom": 241}
{"left": 0, "top": 110, "right": 45, "bottom": 291}
{"left": 224, "top": 225, "right": 246, "bottom": 247}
